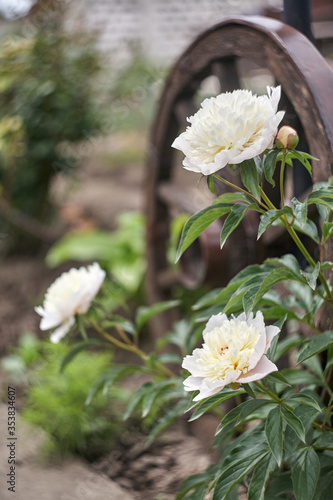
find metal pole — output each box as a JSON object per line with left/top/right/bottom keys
{"left": 283, "top": 0, "right": 314, "bottom": 42}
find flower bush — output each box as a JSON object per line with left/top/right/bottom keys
{"left": 0, "top": 5, "right": 102, "bottom": 253}
{"left": 34, "top": 86, "right": 333, "bottom": 500}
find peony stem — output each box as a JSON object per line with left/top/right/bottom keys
{"left": 253, "top": 381, "right": 281, "bottom": 404}
{"left": 213, "top": 173, "right": 267, "bottom": 211}
{"left": 260, "top": 177, "right": 333, "bottom": 302}
{"left": 280, "top": 150, "right": 286, "bottom": 208}
{"left": 91, "top": 321, "right": 175, "bottom": 378}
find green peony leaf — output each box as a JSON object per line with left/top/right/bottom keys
{"left": 281, "top": 406, "right": 305, "bottom": 442}
{"left": 297, "top": 331, "right": 333, "bottom": 365}
{"left": 291, "top": 447, "right": 320, "bottom": 500}
{"left": 292, "top": 197, "right": 308, "bottom": 227}
{"left": 257, "top": 207, "right": 293, "bottom": 240}
{"left": 216, "top": 399, "right": 272, "bottom": 435}
{"left": 248, "top": 452, "right": 276, "bottom": 500}
{"left": 188, "top": 388, "right": 245, "bottom": 422}
{"left": 265, "top": 405, "right": 283, "bottom": 466}
{"left": 300, "top": 262, "right": 320, "bottom": 290}
{"left": 322, "top": 221, "right": 333, "bottom": 244}
{"left": 176, "top": 203, "right": 232, "bottom": 261}
{"left": 220, "top": 203, "right": 249, "bottom": 249}
{"left": 213, "top": 449, "right": 268, "bottom": 500}
{"left": 263, "top": 150, "right": 279, "bottom": 187}
{"left": 135, "top": 299, "right": 179, "bottom": 331}
{"left": 239, "top": 159, "right": 261, "bottom": 201}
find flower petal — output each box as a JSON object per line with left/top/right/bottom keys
{"left": 182, "top": 351, "right": 205, "bottom": 377}
{"left": 203, "top": 313, "right": 228, "bottom": 335}
{"left": 237, "top": 356, "right": 277, "bottom": 383}
{"left": 264, "top": 325, "right": 280, "bottom": 353}
{"left": 35, "top": 262, "right": 105, "bottom": 340}
{"left": 171, "top": 87, "right": 284, "bottom": 175}
{"left": 247, "top": 311, "right": 267, "bottom": 371}
{"left": 50, "top": 317, "right": 75, "bottom": 344}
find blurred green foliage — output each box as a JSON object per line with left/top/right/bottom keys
{"left": 0, "top": 9, "right": 101, "bottom": 252}
{"left": 46, "top": 211, "right": 146, "bottom": 295}
{"left": 1, "top": 331, "right": 41, "bottom": 384}
{"left": 12, "top": 338, "right": 128, "bottom": 461}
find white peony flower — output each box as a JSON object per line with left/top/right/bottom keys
{"left": 35, "top": 262, "right": 106, "bottom": 343}
{"left": 182, "top": 311, "right": 279, "bottom": 401}
{"left": 172, "top": 86, "right": 284, "bottom": 175}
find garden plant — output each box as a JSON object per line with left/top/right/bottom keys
{"left": 35, "top": 85, "right": 333, "bottom": 499}
{"left": 0, "top": 6, "right": 101, "bottom": 253}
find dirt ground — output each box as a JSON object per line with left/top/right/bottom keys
{"left": 0, "top": 132, "right": 216, "bottom": 499}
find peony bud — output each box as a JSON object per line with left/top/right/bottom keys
{"left": 275, "top": 126, "right": 299, "bottom": 150}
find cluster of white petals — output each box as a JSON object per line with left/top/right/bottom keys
{"left": 35, "top": 262, "right": 106, "bottom": 343}
{"left": 182, "top": 311, "right": 279, "bottom": 401}
{"left": 172, "top": 86, "right": 284, "bottom": 175}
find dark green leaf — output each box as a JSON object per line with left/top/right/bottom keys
{"left": 257, "top": 207, "right": 293, "bottom": 240}
{"left": 135, "top": 299, "right": 179, "bottom": 331}
{"left": 281, "top": 406, "right": 305, "bottom": 442}
{"left": 248, "top": 452, "right": 276, "bottom": 500}
{"left": 265, "top": 253, "right": 302, "bottom": 275}
{"left": 242, "top": 383, "right": 256, "bottom": 399}
{"left": 314, "top": 432, "right": 333, "bottom": 449}
{"left": 176, "top": 466, "right": 216, "bottom": 500}
{"left": 322, "top": 221, "right": 333, "bottom": 244}
{"left": 216, "top": 399, "right": 272, "bottom": 435}
{"left": 265, "top": 406, "right": 283, "bottom": 466}
{"left": 252, "top": 267, "right": 306, "bottom": 311}
{"left": 213, "top": 192, "right": 253, "bottom": 204}
{"left": 141, "top": 379, "right": 179, "bottom": 418}
{"left": 292, "top": 150, "right": 313, "bottom": 176}
{"left": 284, "top": 393, "right": 322, "bottom": 412}
{"left": 263, "top": 150, "right": 279, "bottom": 187}
{"left": 188, "top": 388, "right": 245, "bottom": 422}
{"left": 300, "top": 262, "right": 320, "bottom": 290}
{"left": 240, "top": 159, "right": 261, "bottom": 200}
{"left": 315, "top": 470, "right": 333, "bottom": 500}
{"left": 266, "top": 371, "right": 291, "bottom": 387}
{"left": 220, "top": 204, "right": 249, "bottom": 249}
{"left": 297, "top": 331, "right": 333, "bottom": 365}
{"left": 212, "top": 450, "right": 267, "bottom": 500}
{"left": 265, "top": 471, "right": 292, "bottom": 498}
{"left": 293, "top": 404, "right": 321, "bottom": 433}
{"left": 207, "top": 175, "right": 215, "bottom": 195}
{"left": 176, "top": 204, "right": 232, "bottom": 261}
{"left": 291, "top": 447, "right": 320, "bottom": 500}
{"left": 307, "top": 186, "right": 333, "bottom": 207}
{"left": 102, "top": 316, "right": 136, "bottom": 335}
{"left": 293, "top": 219, "right": 320, "bottom": 243}
{"left": 280, "top": 368, "right": 321, "bottom": 386}
{"left": 292, "top": 197, "right": 308, "bottom": 227}
{"left": 273, "top": 336, "right": 302, "bottom": 361}
{"left": 183, "top": 484, "right": 207, "bottom": 500}
{"left": 123, "top": 382, "right": 153, "bottom": 420}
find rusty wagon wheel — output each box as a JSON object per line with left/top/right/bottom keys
{"left": 145, "top": 16, "right": 333, "bottom": 335}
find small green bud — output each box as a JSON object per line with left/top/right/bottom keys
{"left": 275, "top": 125, "right": 299, "bottom": 150}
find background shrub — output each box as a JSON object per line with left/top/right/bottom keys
{"left": 0, "top": 8, "right": 101, "bottom": 253}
